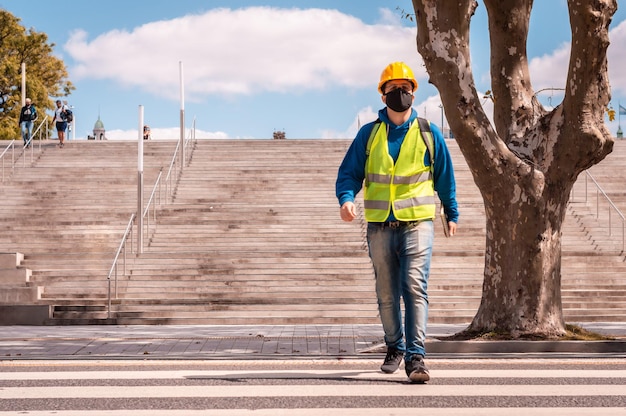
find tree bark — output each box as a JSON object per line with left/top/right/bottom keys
{"left": 412, "top": 0, "right": 616, "bottom": 337}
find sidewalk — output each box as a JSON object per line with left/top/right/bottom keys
{"left": 0, "top": 323, "right": 624, "bottom": 360}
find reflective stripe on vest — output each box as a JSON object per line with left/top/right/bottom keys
{"left": 364, "top": 120, "right": 436, "bottom": 222}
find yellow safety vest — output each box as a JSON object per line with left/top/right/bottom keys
{"left": 364, "top": 120, "right": 436, "bottom": 222}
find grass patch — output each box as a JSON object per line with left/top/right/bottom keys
{"left": 561, "top": 324, "right": 614, "bottom": 341}
{"left": 438, "top": 324, "right": 614, "bottom": 341}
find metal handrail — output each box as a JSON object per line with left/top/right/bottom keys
{"left": 105, "top": 119, "right": 197, "bottom": 317}
{"left": 163, "top": 117, "right": 196, "bottom": 202}
{"left": 0, "top": 116, "right": 48, "bottom": 182}
{"left": 572, "top": 171, "right": 625, "bottom": 254}
{"left": 30, "top": 116, "right": 48, "bottom": 145}
{"left": 142, "top": 117, "right": 196, "bottom": 248}
{"left": 106, "top": 213, "right": 135, "bottom": 319}
{"left": 163, "top": 139, "right": 183, "bottom": 201}
{"left": 0, "top": 141, "right": 16, "bottom": 182}
{"left": 142, "top": 169, "right": 163, "bottom": 246}
{"left": 1, "top": 117, "right": 48, "bottom": 181}
{"left": 22, "top": 117, "right": 49, "bottom": 166}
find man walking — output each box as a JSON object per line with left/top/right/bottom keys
{"left": 19, "top": 98, "right": 37, "bottom": 147}
{"left": 335, "top": 62, "right": 459, "bottom": 383}
{"left": 53, "top": 100, "right": 69, "bottom": 148}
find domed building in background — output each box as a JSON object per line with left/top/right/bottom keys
{"left": 88, "top": 116, "right": 107, "bottom": 140}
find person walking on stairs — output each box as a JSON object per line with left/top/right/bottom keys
{"left": 335, "top": 61, "right": 459, "bottom": 383}
{"left": 53, "top": 100, "right": 69, "bottom": 148}
{"left": 19, "top": 98, "right": 37, "bottom": 147}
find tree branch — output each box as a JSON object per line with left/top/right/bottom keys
{"left": 557, "top": 0, "right": 616, "bottom": 171}
{"left": 412, "top": 0, "right": 520, "bottom": 192}
{"left": 484, "top": 0, "right": 542, "bottom": 143}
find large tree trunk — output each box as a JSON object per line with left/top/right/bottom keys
{"left": 412, "top": 0, "right": 616, "bottom": 337}
{"left": 477, "top": 178, "right": 570, "bottom": 336}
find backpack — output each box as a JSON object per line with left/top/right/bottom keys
{"left": 29, "top": 105, "right": 38, "bottom": 121}
{"left": 62, "top": 108, "right": 73, "bottom": 123}
{"left": 21, "top": 105, "right": 37, "bottom": 122}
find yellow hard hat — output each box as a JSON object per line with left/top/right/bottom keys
{"left": 378, "top": 62, "right": 418, "bottom": 93}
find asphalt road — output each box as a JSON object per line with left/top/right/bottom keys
{"left": 1, "top": 357, "right": 625, "bottom": 415}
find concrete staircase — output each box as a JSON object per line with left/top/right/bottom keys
{"left": 564, "top": 143, "right": 626, "bottom": 322}
{"left": 0, "top": 138, "right": 625, "bottom": 325}
{"left": 41, "top": 139, "right": 377, "bottom": 324}
{"left": 0, "top": 140, "right": 177, "bottom": 323}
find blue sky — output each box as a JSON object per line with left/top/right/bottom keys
{"left": 2, "top": 0, "right": 626, "bottom": 140}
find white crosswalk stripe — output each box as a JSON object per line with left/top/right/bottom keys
{"left": 0, "top": 410, "right": 624, "bottom": 416}
{"left": 0, "top": 358, "right": 625, "bottom": 415}
{"left": 1, "top": 384, "right": 626, "bottom": 399}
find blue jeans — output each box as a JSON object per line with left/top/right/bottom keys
{"left": 21, "top": 121, "right": 33, "bottom": 145}
{"left": 367, "top": 220, "right": 434, "bottom": 359}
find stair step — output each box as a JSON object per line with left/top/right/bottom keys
{"left": 3, "top": 139, "right": 626, "bottom": 325}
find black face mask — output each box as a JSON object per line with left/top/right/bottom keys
{"left": 385, "top": 88, "right": 413, "bottom": 113}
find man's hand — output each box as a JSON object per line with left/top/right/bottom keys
{"left": 340, "top": 201, "right": 357, "bottom": 222}
{"left": 448, "top": 221, "right": 457, "bottom": 237}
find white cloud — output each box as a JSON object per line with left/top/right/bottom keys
{"left": 322, "top": 91, "right": 498, "bottom": 141}
{"left": 415, "top": 93, "right": 495, "bottom": 133}
{"left": 323, "top": 92, "right": 496, "bottom": 141}
{"left": 376, "top": 7, "right": 404, "bottom": 26}
{"left": 64, "top": 7, "right": 424, "bottom": 101}
{"left": 518, "top": 20, "right": 626, "bottom": 136}
{"left": 526, "top": 19, "right": 626, "bottom": 103}
{"left": 528, "top": 44, "right": 570, "bottom": 93}
{"left": 321, "top": 106, "right": 378, "bottom": 139}
{"left": 414, "top": 95, "right": 443, "bottom": 123}
{"left": 608, "top": 19, "right": 626, "bottom": 98}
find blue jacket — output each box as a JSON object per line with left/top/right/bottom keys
{"left": 335, "top": 107, "right": 459, "bottom": 223}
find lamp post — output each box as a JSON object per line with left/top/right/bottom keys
{"left": 137, "top": 105, "right": 144, "bottom": 254}
{"left": 439, "top": 104, "right": 445, "bottom": 139}
{"left": 179, "top": 61, "right": 185, "bottom": 170}
{"left": 69, "top": 105, "right": 75, "bottom": 140}
{"left": 619, "top": 102, "right": 624, "bottom": 139}
{"left": 21, "top": 63, "right": 25, "bottom": 107}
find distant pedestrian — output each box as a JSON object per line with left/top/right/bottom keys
{"left": 53, "top": 100, "right": 68, "bottom": 148}
{"left": 19, "top": 98, "right": 38, "bottom": 147}
{"left": 143, "top": 125, "right": 151, "bottom": 140}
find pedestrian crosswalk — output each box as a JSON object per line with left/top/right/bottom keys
{"left": 1, "top": 358, "right": 625, "bottom": 415}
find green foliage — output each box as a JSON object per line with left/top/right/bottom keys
{"left": 607, "top": 105, "right": 616, "bottom": 122}
{"left": 0, "top": 9, "right": 74, "bottom": 140}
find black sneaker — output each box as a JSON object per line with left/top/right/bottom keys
{"left": 405, "top": 355, "right": 430, "bottom": 383}
{"left": 380, "top": 347, "right": 403, "bottom": 373}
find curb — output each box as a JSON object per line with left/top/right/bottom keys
{"left": 427, "top": 340, "right": 626, "bottom": 354}
{"left": 359, "top": 339, "right": 626, "bottom": 355}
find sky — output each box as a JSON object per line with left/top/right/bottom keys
{"left": 2, "top": 0, "right": 626, "bottom": 140}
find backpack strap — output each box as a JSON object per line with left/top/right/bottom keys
{"left": 365, "top": 118, "right": 382, "bottom": 158}
{"left": 416, "top": 117, "right": 435, "bottom": 169}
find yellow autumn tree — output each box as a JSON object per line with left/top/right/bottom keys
{"left": 0, "top": 9, "right": 73, "bottom": 140}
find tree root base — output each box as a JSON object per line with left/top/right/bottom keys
{"left": 438, "top": 324, "right": 613, "bottom": 341}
